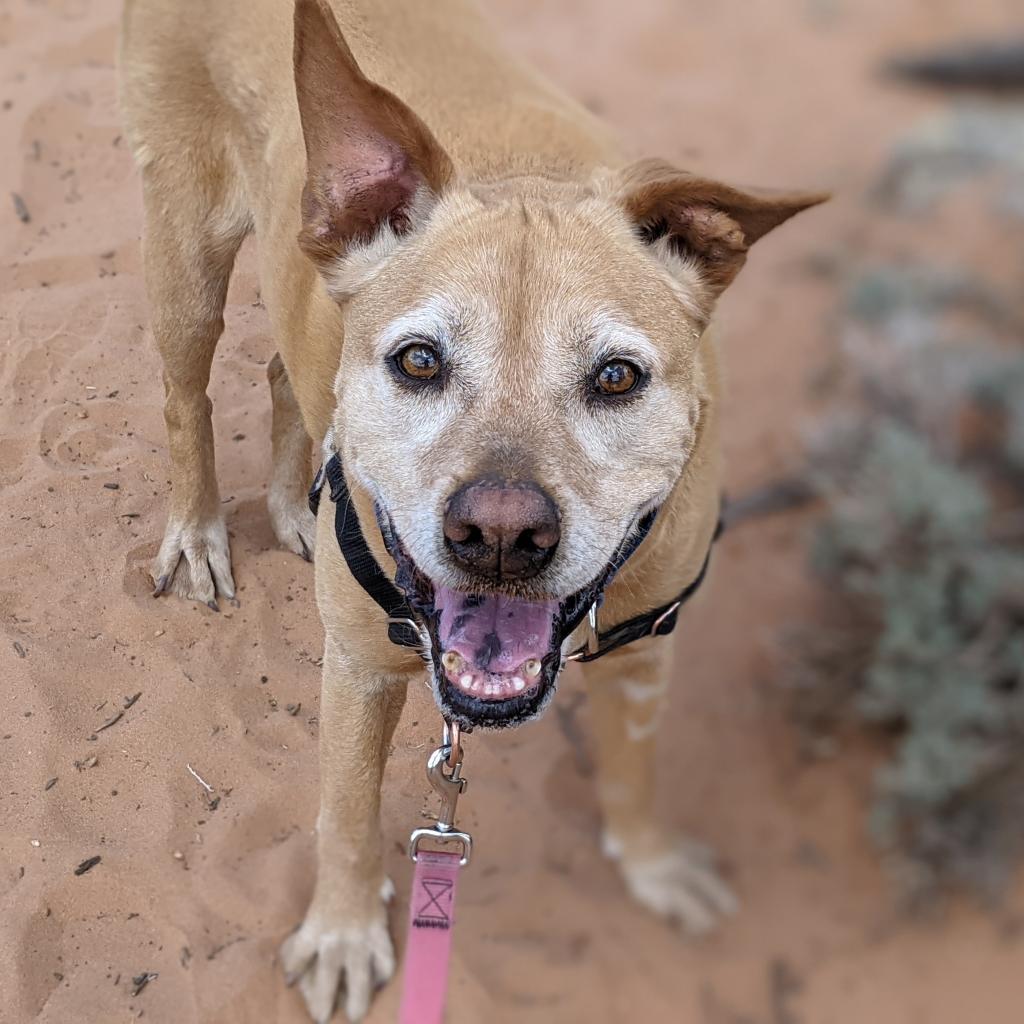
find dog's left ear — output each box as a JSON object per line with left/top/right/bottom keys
{"left": 293, "top": 0, "right": 453, "bottom": 274}
{"left": 616, "top": 159, "right": 828, "bottom": 303}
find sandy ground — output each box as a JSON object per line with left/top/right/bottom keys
{"left": 2, "top": 1, "right": 1023, "bottom": 1022}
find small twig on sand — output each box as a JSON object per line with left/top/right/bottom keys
{"left": 186, "top": 763, "right": 214, "bottom": 795}
{"left": 74, "top": 855, "right": 101, "bottom": 876}
{"left": 207, "top": 937, "right": 244, "bottom": 961}
{"left": 11, "top": 193, "right": 30, "bottom": 223}
{"left": 131, "top": 972, "right": 158, "bottom": 997}
{"left": 93, "top": 710, "right": 123, "bottom": 735}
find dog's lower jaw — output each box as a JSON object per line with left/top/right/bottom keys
{"left": 279, "top": 878, "right": 396, "bottom": 1023}
{"left": 434, "top": 671, "right": 558, "bottom": 731}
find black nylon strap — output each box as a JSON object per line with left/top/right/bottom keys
{"left": 555, "top": 507, "right": 659, "bottom": 643}
{"left": 309, "top": 452, "right": 721, "bottom": 663}
{"left": 309, "top": 453, "right": 421, "bottom": 648}
{"left": 568, "top": 529, "right": 718, "bottom": 664}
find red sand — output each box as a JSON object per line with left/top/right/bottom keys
{"left": 2, "top": 1, "right": 1021, "bottom": 1021}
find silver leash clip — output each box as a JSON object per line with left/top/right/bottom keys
{"left": 409, "top": 720, "right": 473, "bottom": 866}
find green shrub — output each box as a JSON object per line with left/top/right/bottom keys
{"left": 792, "top": 263, "right": 1024, "bottom": 904}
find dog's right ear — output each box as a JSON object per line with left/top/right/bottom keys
{"left": 293, "top": 0, "right": 453, "bottom": 277}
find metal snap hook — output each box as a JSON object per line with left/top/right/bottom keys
{"left": 409, "top": 719, "right": 473, "bottom": 865}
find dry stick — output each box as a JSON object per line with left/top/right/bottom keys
{"left": 186, "top": 763, "right": 214, "bottom": 795}
{"left": 74, "top": 855, "right": 101, "bottom": 876}
{"left": 11, "top": 193, "right": 30, "bottom": 223}
{"left": 131, "top": 972, "right": 158, "bottom": 997}
{"left": 93, "top": 710, "right": 123, "bottom": 734}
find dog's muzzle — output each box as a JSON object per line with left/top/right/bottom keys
{"left": 310, "top": 445, "right": 720, "bottom": 731}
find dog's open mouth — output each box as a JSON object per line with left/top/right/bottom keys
{"left": 383, "top": 533, "right": 587, "bottom": 729}
{"left": 434, "top": 586, "right": 558, "bottom": 702}
{"left": 402, "top": 567, "right": 577, "bottom": 730}
{"left": 381, "top": 508, "right": 658, "bottom": 731}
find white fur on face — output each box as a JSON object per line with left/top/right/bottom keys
{"left": 342, "top": 291, "right": 505, "bottom": 587}
{"left": 333, "top": 192, "right": 710, "bottom": 600}
{"left": 646, "top": 238, "right": 712, "bottom": 321}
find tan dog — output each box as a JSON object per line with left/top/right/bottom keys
{"left": 120, "top": 0, "right": 825, "bottom": 1019}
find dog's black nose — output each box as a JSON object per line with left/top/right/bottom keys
{"left": 443, "top": 477, "right": 560, "bottom": 581}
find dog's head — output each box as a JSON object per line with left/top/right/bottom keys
{"left": 294, "top": 0, "right": 826, "bottom": 729}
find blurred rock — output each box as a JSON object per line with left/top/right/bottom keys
{"left": 886, "top": 39, "right": 1024, "bottom": 93}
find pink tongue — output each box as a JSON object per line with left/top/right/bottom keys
{"left": 434, "top": 586, "right": 558, "bottom": 674}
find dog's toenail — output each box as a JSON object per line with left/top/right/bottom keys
{"left": 207, "top": 600, "right": 220, "bottom": 612}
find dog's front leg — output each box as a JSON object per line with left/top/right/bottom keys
{"left": 281, "top": 636, "right": 411, "bottom": 1023}
{"left": 583, "top": 641, "right": 738, "bottom": 935}
{"left": 266, "top": 352, "right": 317, "bottom": 561}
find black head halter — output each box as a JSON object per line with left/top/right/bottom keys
{"left": 309, "top": 451, "right": 722, "bottom": 662}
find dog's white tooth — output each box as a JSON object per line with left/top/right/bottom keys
{"left": 442, "top": 651, "right": 463, "bottom": 673}
{"left": 523, "top": 659, "right": 541, "bottom": 678}
{"left": 459, "top": 673, "right": 474, "bottom": 690}
{"left": 471, "top": 680, "right": 481, "bottom": 693}
{"left": 486, "top": 682, "right": 498, "bottom": 696}
{"left": 512, "top": 676, "right": 525, "bottom": 692}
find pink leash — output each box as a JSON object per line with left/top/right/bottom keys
{"left": 400, "top": 723, "right": 472, "bottom": 1024}
{"left": 398, "top": 850, "right": 462, "bottom": 1024}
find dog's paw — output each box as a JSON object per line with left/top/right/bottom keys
{"left": 268, "top": 488, "right": 316, "bottom": 562}
{"left": 280, "top": 882, "right": 395, "bottom": 1023}
{"left": 609, "top": 835, "right": 738, "bottom": 936}
{"left": 151, "top": 517, "right": 235, "bottom": 608}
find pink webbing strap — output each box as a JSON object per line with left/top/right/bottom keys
{"left": 398, "top": 849, "right": 462, "bottom": 1024}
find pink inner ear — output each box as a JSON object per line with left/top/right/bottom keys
{"left": 293, "top": 0, "right": 452, "bottom": 262}
{"left": 329, "top": 146, "right": 422, "bottom": 241}
{"left": 302, "top": 141, "right": 425, "bottom": 255}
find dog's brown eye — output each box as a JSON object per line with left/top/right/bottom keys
{"left": 395, "top": 342, "right": 441, "bottom": 381}
{"left": 594, "top": 360, "right": 640, "bottom": 396}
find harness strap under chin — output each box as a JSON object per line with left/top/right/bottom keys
{"left": 309, "top": 453, "right": 421, "bottom": 649}
{"left": 566, "top": 516, "right": 724, "bottom": 663}
{"left": 309, "top": 451, "right": 722, "bottom": 663}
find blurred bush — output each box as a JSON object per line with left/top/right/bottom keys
{"left": 788, "top": 97, "right": 1024, "bottom": 904}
